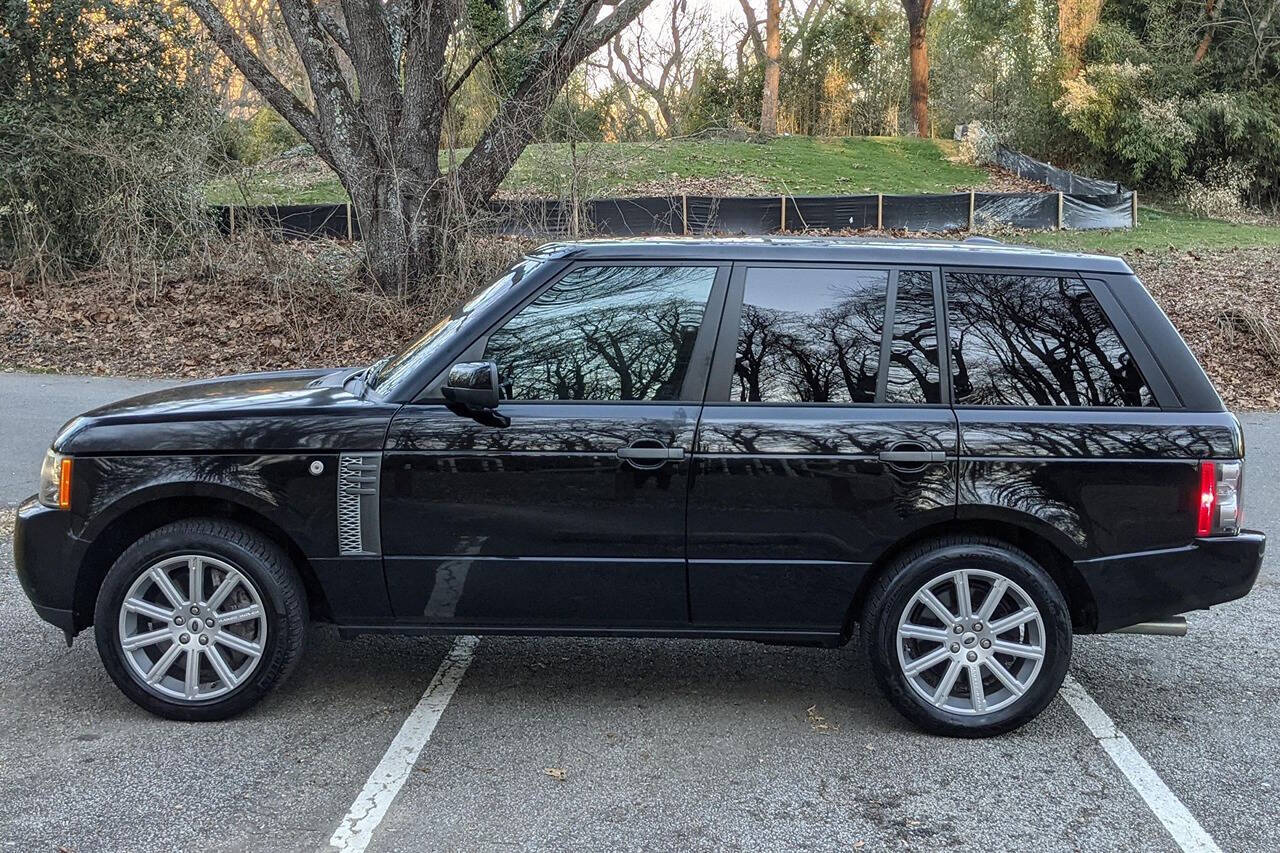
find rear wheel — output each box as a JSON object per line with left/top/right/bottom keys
{"left": 862, "top": 537, "right": 1071, "bottom": 737}
{"left": 94, "top": 519, "right": 307, "bottom": 721}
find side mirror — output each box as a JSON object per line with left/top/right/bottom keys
{"left": 442, "top": 361, "right": 509, "bottom": 427}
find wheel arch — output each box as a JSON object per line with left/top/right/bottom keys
{"left": 846, "top": 517, "right": 1098, "bottom": 638}
{"left": 73, "top": 493, "right": 332, "bottom": 631}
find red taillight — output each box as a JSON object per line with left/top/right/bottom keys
{"left": 1197, "top": 461, "right": 1216, "bottom": 537}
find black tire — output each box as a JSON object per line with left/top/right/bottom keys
{"left": 94, "top": 518, "right": 307, "bottom": 721}
{"left": 861, "top": 536, "right": 1072, "bottom": 738}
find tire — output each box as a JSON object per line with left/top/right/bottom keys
{"left": 861, "top": 536, "right": 1071, "bottom": 738}
{"left": 94, "top": 518, "right": 307, "bottom": 721}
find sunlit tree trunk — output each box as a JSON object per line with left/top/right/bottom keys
{"left": 760, "top": 0, "right": 781, "bottom": 135}
{"left": 900, "top": 0, "right": 933, "bottom": 136}
{"left": 1058, "top": 0, "right": 1104, "bottom": 77}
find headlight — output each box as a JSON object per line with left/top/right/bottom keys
{"left": 39, "top": 450, "right": 73, "bottom": 510}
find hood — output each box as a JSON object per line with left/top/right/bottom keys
{"left": 54, "top": 368, "right": 398, "bottom": 454}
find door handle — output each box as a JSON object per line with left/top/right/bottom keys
{"left": 878, "top": 450, "right": 946, "bottom": 464}
{"left": 616, "top": 446, "right": 685, "bottom": 461}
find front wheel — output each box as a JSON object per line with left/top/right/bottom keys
{"left": 94, "top": 518, "right": 307, "bottom": 721}
{"left": 862, "top": 537, "right": 1072, "bottom": 737}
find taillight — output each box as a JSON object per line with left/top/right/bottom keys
{"left": 1198, "top": 460, "right": 1242, "bottom": 536}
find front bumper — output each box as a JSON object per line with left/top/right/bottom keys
{"left": 1077, "top": 530, "right": 1266, "bottom": 633}
{"left": 14, "top": 496, "right": 86, "bottom": 635}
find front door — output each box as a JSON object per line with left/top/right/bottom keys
{"left": 687, "top": 264, "right": 958, "bottom": 636}
{"left": 381, "top": 262, "right": 727, "bottom": 628}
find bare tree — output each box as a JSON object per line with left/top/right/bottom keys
{"left": 185, "top": 0, "right": 655, "bottom": 293}
{"left": 899, "top": 0, "right": 933, "bottom": 136}
{"left": 591, "top": 0, "right": 709, "bottom": 136}
{"left": 737, "top": 0, "right": 832, "bottom": 135}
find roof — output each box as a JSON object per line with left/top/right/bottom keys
{"left": 532, "top": 236, "right": 1133, "bottom": 275}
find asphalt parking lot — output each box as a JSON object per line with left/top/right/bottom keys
{"left": 1, "top": 372, "right": 1277, "bottom": 852}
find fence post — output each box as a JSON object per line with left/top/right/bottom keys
{"left": 1057, "top": 192, "right": 1064, "bottom": 230}
{"left": 968, "top": 190, "right": 975, "bottom": 231}
{"left": 780, "top": 196, "right": 787, "bottom": 232}
{"left": 681, "top": 194, "right": 688, "bottom": 236}
{"left": 876, "top": 193, "right": 883, "bottom": 230}
{"left": 345, "top": 201, "right": 353, "bottom": 241}
{"left": 1131, "top": 190, "right": 1138, "bottom": 228}
{"left": 229, "top": 205, "right": 235, "bottom": 236}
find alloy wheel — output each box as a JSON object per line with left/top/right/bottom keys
{"left": 895, "top": 568, "right": 1046, "bottom": 716}
{"left": 117, "top": 554, "right": 268, "bottom": 702}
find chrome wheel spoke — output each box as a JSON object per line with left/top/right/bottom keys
{"left": 149, "top": 567, "right": 187, "bottom": 609}
{"left": 124, "top": 597, "right": 173, "bottom": 622}
{"left": 989, "top": 606, "right": 1038, "bottom": 636}
{"left": 121, "top": 627, "right": 170, "bottom": 651}
{"left": 991, "top": 639, "right": 1044, "bottom": 661}
{"left": 145, "top": 642, "right": 182, "bottom": 683}
{"left": 976, "top": 578, "right": 1009, "bottom": 622}
{"left": 217, "top": 604, "right": 263, "bottom": 626}
{"left": 967, "top": 663, "right": 987, "bottom": 713}
{"left": 918, "top": 588, "right": 956, "bottom": 625}
{"left": 188, "top": 557, "right": 205, "bottom": 606}
{"left": 205, "top": 645, "right": 236, "bottom": 689}
{"left": 205, "top": 571, "right": 242, "bottom": 611}
{"left": 986, "top": 657, "right": 1025, "bottom": 696}
{"left": 899, "top": 623, "right": 950, "bottom": 643}
{"left": 954, "top": 571, "right": 973, "bottom": 619}
{"left": 903, "top": 645, "right": 949, "bottom": 676}
{"left": 184, "top": 647, "right": 202, "bottom": 699}
{"left": 932, "top": 660, "right": 963, "bottom": 706}
{"left": 215, "top": 631, "right": 262, "bottom": 659}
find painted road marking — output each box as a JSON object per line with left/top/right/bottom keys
{"left": 1060, "top": 674, "right": 1221, "bottom": 853}
{"left": 329, "top": 635, "right": 480, "bottom": 853}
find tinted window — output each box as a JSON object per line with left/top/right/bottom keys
{"left": 946, "top": 272, "right": 1154, "bottom": 407}
{"left": 732, "top": 267, "right": 888, "bottom": 403}
{"left": 485, "top": 265, "right": 716, "bottom": 401}
{"left": 886, "top": 270, "right": 941, "bottom": 404}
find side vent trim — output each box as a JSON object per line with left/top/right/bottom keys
{"left": 337, "top": 453, "right": 381, "bottom": 556}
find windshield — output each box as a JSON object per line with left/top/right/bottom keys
{"left": 370, "top": 257, "right": 542, "bottom": 394}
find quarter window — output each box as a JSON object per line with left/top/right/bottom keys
{"left": 485, "top": 265, "right": 716, "bottom": 401}
{"left": 732, "top": 267, "right": 888, "bottom": 403}
{"left": 945, "top": 272, "right": 1154, "bottom": 407}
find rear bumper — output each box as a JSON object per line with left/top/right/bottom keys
{"left": 1077, "top": 531, "right": 1265, "bottom": 633}
{"left": 14, "top": 496, "right": 86, "bottom": 635}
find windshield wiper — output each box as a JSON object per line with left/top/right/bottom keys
{"left": 363, "top": 356, "right": 391, "bottom": 390}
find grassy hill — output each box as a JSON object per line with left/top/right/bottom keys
{"left": 206, "top": 135, "right": 1279, "bottom": 255}
{"left": 206, "top": 136, "right": 993, "bottom": 205}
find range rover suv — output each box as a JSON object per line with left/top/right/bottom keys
{"left": 14, "top": 238, "right": 1265, "bottom": 736}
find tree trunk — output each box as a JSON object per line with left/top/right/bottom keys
{"left": 760, "top": 0, "right": 781, "bottom": 136}
{"left": 908, "top": 20, "right": 929, "bottom": 137}
{"left": 349, "top": 174, "right": 438, "bottom": 297}
{"left": 1194, "top": 0, "right": 1219, "bottom": 64}
{"left": 1058, "top": 0, "right": 1103, "bottom": 77}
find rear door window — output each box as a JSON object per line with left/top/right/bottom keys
{"left": 732, "top": 267, "right": 888, "bottom": 403}
{"left": 944, "top": 271, "right": 1154, "bottom": 407}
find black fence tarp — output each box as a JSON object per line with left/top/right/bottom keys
{"left": 992, "top": 144, "right": 1126, "bottom": 196}
{"left": 219, "top": 189, "right": 1134, "bottom": 240}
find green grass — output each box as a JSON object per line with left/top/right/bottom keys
{"left": 1014, "top": 208, "right": 1280, "bottom": 254}
{"left": 204, "top": 136, "right": 990, "bottom": 205}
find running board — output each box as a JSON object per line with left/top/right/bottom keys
{"left": 1112, "top": 617, "right": 1187, "bottom": 637}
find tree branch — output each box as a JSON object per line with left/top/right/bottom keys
{"left": 445, "top": 0, "right": 560, "bottom": 102}
{"left": 184, "top": 0, "right": 322, "bottom": 149}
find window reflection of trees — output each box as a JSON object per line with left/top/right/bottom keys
{"left": 946, "top": 273, "right": 1153, "bottom": 407}
{"left": 886, "top": 271, "right": 941, "bottom": 404}
{"left": 732, "top": 271, "right": 887, "bottom": 403}
{"left": 486, "top": 266, "right": 716, "bottom": 401}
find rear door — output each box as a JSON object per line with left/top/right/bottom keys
{"left": 381, "top": 262, "right": 728, "bottom": 628}
{"left": 687, "top": 263, "right": 958, "bottom": 636}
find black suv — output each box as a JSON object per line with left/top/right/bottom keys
{"left": 14, "top": 238, "right": 1265, "bottom": 736}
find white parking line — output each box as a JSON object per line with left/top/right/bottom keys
{"left": 329, "top": 635, "right": 480, "bottom": 853}
{"left": 1060, "top": 674, "right": 1222, "bottom": 853}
